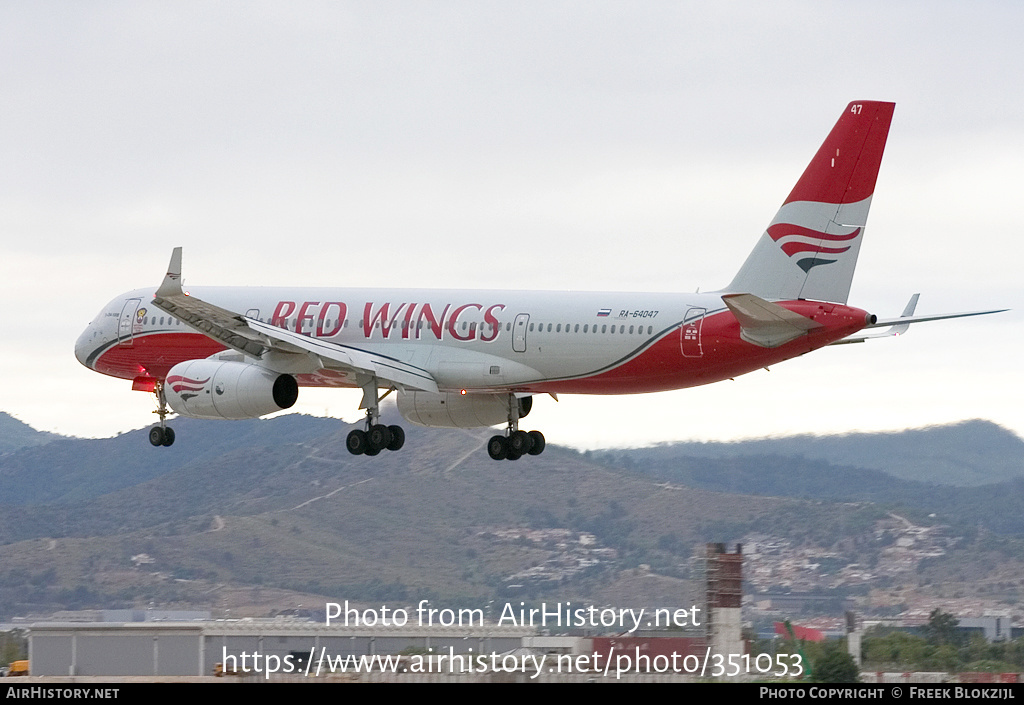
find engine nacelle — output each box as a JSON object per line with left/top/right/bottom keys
{"left": 164, "top": 360, "right": 298, "bottom": 420}
{"left": 397, "top": 391, "right": 531, "bottom": 428}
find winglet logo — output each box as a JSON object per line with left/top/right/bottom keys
{"left": 167, "top": 375, "right": 210, "bottom": 401}
{"left": 767, "top": 222, "right": 861, "bottom": 273}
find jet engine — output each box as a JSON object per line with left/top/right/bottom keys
{"left": 164, "top": 359, "right": 298, "bottom": 420}
{"left": 397, "top": 391, "right": 531, "bottom": 428}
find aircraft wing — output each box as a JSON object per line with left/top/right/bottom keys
{"left": 831, "top": 293, "right": 1007, "bottom": 345}
{"left": 244, "top": 317, "right": 439, "bottom": 393}
{"left": 151, "top": 248, "right": 268, "bottom": 357}
{"left": 149, "top": 248, "right": 439, "bottom": 393}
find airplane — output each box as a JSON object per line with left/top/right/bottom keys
{"left": 74, "top": 100, "right": 1005, "bottom": 461}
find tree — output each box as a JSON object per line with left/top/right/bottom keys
{"left": 812, "top": 641, "right": 860, "bottom": 683}
{"left": 923, "top": 608, "right": 961, "bottom": 647}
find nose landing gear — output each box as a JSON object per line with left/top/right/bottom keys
{"left": 149, "top": 381, "right": 175, "bottom": 447}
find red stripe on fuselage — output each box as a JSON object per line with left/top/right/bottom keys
{"left": 92, "top": 332, "right": 226, "bottom": 380}
{"left": 93, "top": 302, "right": 868, "bottom": 395}
{"left": 532, "top": 301, "right": 868, "bottom": 395}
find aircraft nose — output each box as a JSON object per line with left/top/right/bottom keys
{"left": 75, "top": 324, "right": 95, "bottom": 368}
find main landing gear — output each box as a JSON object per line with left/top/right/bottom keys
{"left": 487, "top": 393, "right": 546, "bottom": 461}
{"left": 346, "top": 379, "right": 405, "bottom": 456}
{"left": 149, "top": 381, "right": 175, "bottom": 447}
{"left": 487, "top": 429, "right": 545, "bottom": 461}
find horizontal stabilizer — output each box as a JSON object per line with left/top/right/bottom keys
{"left": 831, "top": 294, "right": 1007, "bottom": 345}
{"left": 722, "top": 293, "right": 823, "bottom": 348}
{"left": 864, "top": 309, "right": 1008, "bottom": 329}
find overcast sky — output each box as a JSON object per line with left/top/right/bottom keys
{"left": 2, "top": 1, "right": 1020, "bottom": 447}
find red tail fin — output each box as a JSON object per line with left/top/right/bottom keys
{"left": 727, "top": 101, "right": 895, "bottom": 304}
{"left": 786, "top": 101, "right": 895, "bottom": 206}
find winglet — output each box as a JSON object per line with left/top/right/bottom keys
{"left": 155, "top": 247, "right": 184, "bottom": 298}
{"left": 888, "top": 293, "right": 920, "bottom": 336}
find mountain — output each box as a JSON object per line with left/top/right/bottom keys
{"left": 0, "top": 413, "right": 340, "bottom": 506}
{"left": 0, "top": 410, "right": 783, "bottom": 616}
{"left": 591, "top": 420, "right": 1024, "bottom": 487}
{"left": 2, "top": 412, "right": 1024, "bottom": 618}
{"left": 0, "top": 411, "right": 62, "bottom": 454}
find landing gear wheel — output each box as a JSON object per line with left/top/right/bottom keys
{"left": 506, "top": 448, "right": 522, "bottom": 461}
{"left": 508, "top": 430, "right": 534, "bottom": 456}
{"left": 487, "top": 435, "right": 509, "bottom": 460}
{"left": 352, "top": 379, "right": 406, "bottom": 457}
{"left": 346, "top": 429, "right": 368, "bottom": 455}
{"left": 150, "top": 381, "right": 174, "bottom": 449}
{"left": 386, "top": 425, "right": 405, "bottom": 451}
{"left": 527, "top": 430, "right": 545, "bottom": 455}
{"left": 368, "top": 424, "right": 392, "bottom": 452}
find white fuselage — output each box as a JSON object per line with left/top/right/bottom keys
{"left": 76, "top": 284, "right": 867, "bottom": 397}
